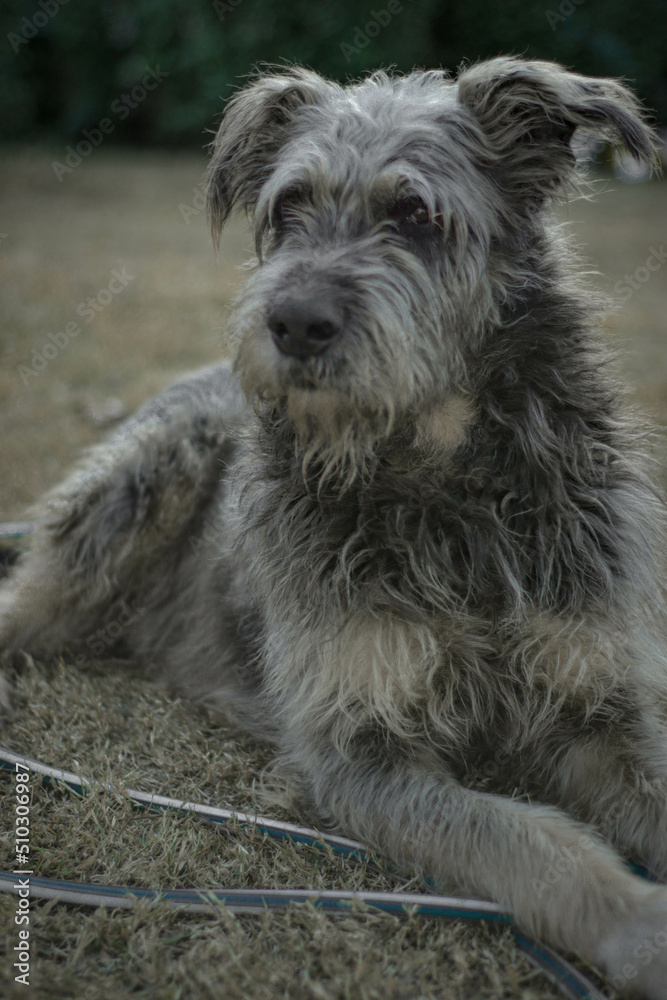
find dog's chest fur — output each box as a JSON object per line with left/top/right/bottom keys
{"left": 225, "top": 402, "right": 645, "bottom": 773}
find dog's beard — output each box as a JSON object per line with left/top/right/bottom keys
{"left": 235, "top": 340, "right": 398, "bottom": 489}
{"left": 284, "top": 386, "right": 398, "bottom": 488}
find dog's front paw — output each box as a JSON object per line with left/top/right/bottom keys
{"left": 595, "top": 892, "right": 667, "bottom": 999}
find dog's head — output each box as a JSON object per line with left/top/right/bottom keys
{"left": 207, "top": 58, "right": 657, "bottom": 470}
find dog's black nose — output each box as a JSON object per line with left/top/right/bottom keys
{"left": 268, "top": 299, "right": 341, "bottom": 359}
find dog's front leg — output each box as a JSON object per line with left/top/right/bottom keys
{"left": 293, "top": 737, "right": 667, "bottom": 997}
{"left": 533, "top": 724, "right": 667, "bottom": 883}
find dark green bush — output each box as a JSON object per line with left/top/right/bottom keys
{"left": 1, "top": 0, "right": 665, "bottom": 147}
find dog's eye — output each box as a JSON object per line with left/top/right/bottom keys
{"left": 389, "top": 197, "right": 432, "bottom": 227}
{"left": 408, "top": 202, "right": 430, "bottom": 225}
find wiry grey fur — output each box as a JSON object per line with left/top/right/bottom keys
{"left": 2, "top": 57, "right": 667, "bottom": 997}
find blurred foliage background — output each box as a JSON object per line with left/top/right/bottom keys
{"left": 1, "top": 0, "right": 666, "bottom": 148}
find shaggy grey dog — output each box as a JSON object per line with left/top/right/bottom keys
{"left": 2, "top": 57, "right": 667, "bottom": 996}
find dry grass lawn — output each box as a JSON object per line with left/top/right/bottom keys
{"left": 0, "top": 147, "right": 666, "bottom": 999}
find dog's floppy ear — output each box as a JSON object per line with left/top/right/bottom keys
{"left": 457, "top": 57, "right": 659, "bottom": 209}
{"left": 206, "top": 67, "right": 329, "bottom": 246}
